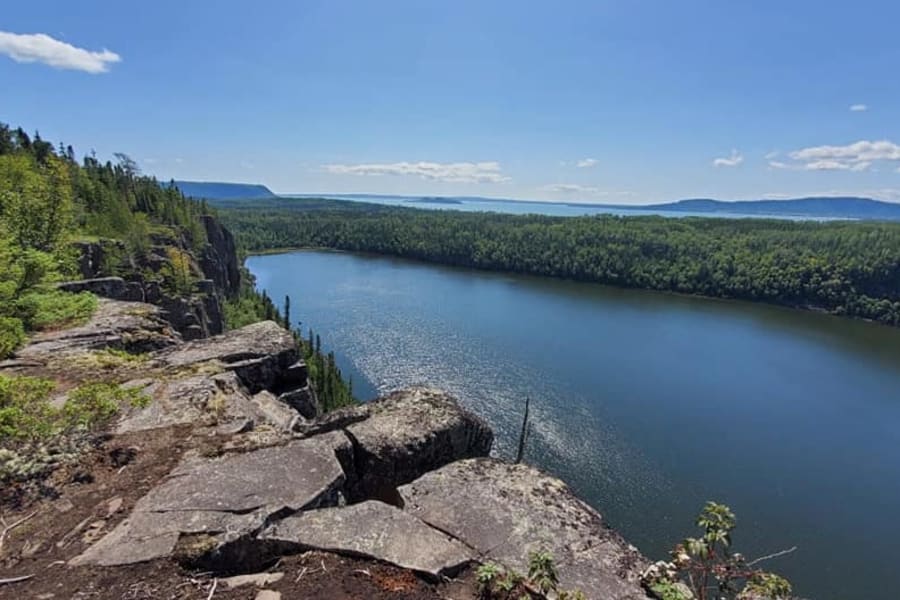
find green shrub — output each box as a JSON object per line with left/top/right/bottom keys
{"left": 0, "top": 316, "right": 26, "bottom": 359}
{"left": 643, "top": 502, "right": 793, "bottom": 600}
{"left": 0, "top": 374, "right": 56, "bottom": 440}
{"left": 17, "top": 289, "right": 97, "bottom": 330}
{"left": 0, "top": 375, "right": 150, "bottom": 443}
{"left": 63, "top": 382, "right": 150, "bottom": 431}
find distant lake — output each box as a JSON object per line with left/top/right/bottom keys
{"left": 285, "top": 193, "right": 845, "bottom": 220}
{"left": 248, "top": 250, "right": 900, "bottom": 600}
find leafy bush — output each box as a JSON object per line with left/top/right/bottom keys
{"left": 17, "top": 289, "right": 97, "bottom": 330}
{"left": 0, "top": 316, "right": 26, "bottom": 359}
{"left": 0, "top": 375, "right": 149, "bottom": 443}
{"left": 643, "top": 502, "right": 793, "bottom": 600}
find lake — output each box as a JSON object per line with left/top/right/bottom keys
{"left": 286, "top": 193, "right": 842, "bottom": 221}
{"left": 247, "top": 250, "right": 900, "bottom": 600}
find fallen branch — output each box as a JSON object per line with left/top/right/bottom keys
{"left": 746, "top": 546, "right": 798, "bottom": 567}
{"left": 0, "top": 575, "right": 34, "bottom": 585}
{"left": 205, "top": 578, "right": 217, "bottom": 600}
{"left": 0, "top": 511, "right": 38, "bottom": 556}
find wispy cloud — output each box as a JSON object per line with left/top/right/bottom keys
{"left": 849, "top": 104, "right": 868, "bottom": 112}
{"left": 541, "top": 184, "right": 635, "bottom": 198}
{"left": 769, "top": 140, "right": 900, "bottom": 172}
{"left": 323, "top": 161, "right": 510, "bottom": 183}
{"left": 764, "top": 150, "right": 780, "bottom": 160}
{"left": 713, "top": 149, "right": 744, "bottom": 167}
{"left": 0, "top": 31, "right": 120, "bottom": 73}
{"left": 542, "top": 183, "right": 600, "bottom": 194}
{"left": 576, "top": 158, "right": 598, "bottom": 168}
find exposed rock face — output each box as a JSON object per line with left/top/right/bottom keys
{"left": 261, "top": 501, "right": 474, "bottom": 578}
{"left": 58, "top": 277, "right": 144, "bottom": 301}
{"left": 399, "top": 458, "right": 650, "bottom": 600}
{"left": 199, "top": 215, "right": 241, "bottom": 298}
{"left": 154, "top": 321, "right": 299, "bottom": 392}
{"left": 342, "top": 387, "right": 493, "bottom": 501}
{"left": 66, "top": 216, "right": 239, "bottom": 339}
{"left": 11, "top": 299, "right": 180, "bottom": 361}
{"left": 26, "top": 303, "right": 650, "bottom": 597}
{"left": 71, "top": 432, "right": 352, "bottom": 568}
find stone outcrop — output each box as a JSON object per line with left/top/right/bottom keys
{"left": 65, "top": 215, "right": 240, "bottom": 340}
{"left": 154, "top": 320, "right": 300, "bottom": 393}
{"left": 399, "top": 459, "right": 650, "bottom": 599}
{"left": 15, "top": 298, "right": 650, "bottom": 597}
{"left": 58, "top": 277, "right": 145, "bottom": 302}
{"left": 199, "top": 215, "right": 241, "bottom": 298}
{"left": 341, "top": 387, "right": 493, "bottom": 501}
{"left": 260, "top": 501, "right": 474, "bottom": 577}
{"left": 71, "top": 432, "right": 352, "bottom": 568}
{"left": 10, "top": 299, "right": 180, "bottom": 362}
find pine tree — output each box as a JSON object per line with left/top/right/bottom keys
{"left": 284, "top": 295, "right": 291, "bottom": 330}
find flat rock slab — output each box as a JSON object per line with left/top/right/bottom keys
{"left": 398, "top": 458, "right": 650, "bottom": 600}
{"left": 15, "top": 299, "right": 179, "bottom": 360}
{"left": 155, "top": 321, "right": 298, "bottom": 392}
{"left": 115, "top": 372, "right": 294, "bottom": 434}
{"left": 72, "top": 431, "right": 351, "bottom": 567}
{"left": 342, "top": 387, "right": 493, "bottom": 500}
{"left": 261, "top": 501, "right": 473, "bottom": 577}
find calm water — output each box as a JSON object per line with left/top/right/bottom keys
{"left": 287, "top": 193, "right": 841, "bottom": 221}
{"left": 248, "top": 250, "right": 900, "bottom": 600}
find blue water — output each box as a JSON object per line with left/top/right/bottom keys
{"left": 248, "top": 250, "right": 900, "bottom": 600}
{"left": 285, "top": 193, "right": 843, "bottom": 221}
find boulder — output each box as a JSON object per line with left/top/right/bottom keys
{"left": 261, "top": 500, "right": 474, "bottom": 578}
{"left": 398, "top": 458, "right": 650, "bottom": 600}
{"left": 343, "top": 387, "right": 493, "bottom": 501}
{"left": 71, "top": 431, "right": 352, "bottom": 568}
{"left": 155, "top": 321, "right": 299, "bottom": 392}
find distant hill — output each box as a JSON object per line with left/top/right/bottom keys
{"left": 644, "top": 197, "right": 900, "bottom": 220}
{"left": 173, "top": 181, "right": 276, "bottom": 200}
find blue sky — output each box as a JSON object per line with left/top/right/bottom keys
{"left": 3, "top": 1, "right": 900, "bottom": 204}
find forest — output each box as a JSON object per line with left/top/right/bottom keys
{"left": 216, "top": 197, "right": 900, "bottom": 325}
{"left": 0, "top": 123, "right": 356, "bottom": 410}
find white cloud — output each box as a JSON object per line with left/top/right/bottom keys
{"left": 576, "top": 158, "right": 598, "bottom": 168}
{"left": 764, "top": 150, "right": 780, "bottom": 160}
{"left": 713, "top": 149, "right": 744, "bottom": 167}
{"left": 542, "top": 183, "right": 600, "bottom": 194}
{"left": 849, "top": 104, "right": 868, "bottom": 112}
{"left": 770, "top": 140, "right": 900, "bottom": 171}
{"left": 322, "top": 161, "right": 510, "bottom": 183}
{"left": 0, "top": 31, "right": 121, "bottom": 73}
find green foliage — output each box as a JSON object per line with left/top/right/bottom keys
{"left": 0, "top": 374, "right": 56, "bottom": 441}
{"left": 475, "top": 552, "right": 582, "bottom": 600}
{"left": 644, "top": 502, "right": 793, "bottom": 600}
{"left": 17, "top": 289, "right": 97, "bottom": 330}
{"left": 0, "top": 374, "right": 149, "bottom": 444}
{"left": 0, "top": 316, "right": 26, "bottom": 359}
{"left": 218, "top": 197, "right": 900, "bottom": 326}
{"left": 649, "top": 581, "right": 692, "bottom": 600}
{"left": 527, "top": 550, "right": 559, "bottom": 594}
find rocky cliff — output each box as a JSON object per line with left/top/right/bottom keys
{"left": 0, "top": 297, "right": 651, "bottom": 599}
{"left": 65, "top": 215, "right": 240, "bottom": 340}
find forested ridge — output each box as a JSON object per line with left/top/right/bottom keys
{"left": 216, "top": 197, "right": 900, "bottom": 325}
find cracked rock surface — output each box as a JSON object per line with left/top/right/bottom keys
{"left": 399, "top": 458, "right": 651, "bottom": 600}
{"left": 261, "top": 500, "right": 474, "bottom": 577}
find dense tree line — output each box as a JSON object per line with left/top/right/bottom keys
{"left": 0, "top": 123, "right": 217, "bottom": 357}
{"left": 216, "top": 197, "right": 900, "bottom": 325}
